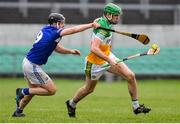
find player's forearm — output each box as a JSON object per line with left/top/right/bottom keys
{"left": 91, "top": 47, "right": 111, "bottom": 64}
{"left": 68, "top": 23, "right": 93, "bottom": 34}
{"left": 55, "top": 45, "right": 74, "bottom": 54}
{"left": 60, "top": 23, "right": 93, "bottom": 36}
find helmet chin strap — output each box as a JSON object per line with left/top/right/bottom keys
{"left": 56, "top": 23, "right": 59, "bottom": 28}
{"left": 105, "top": 14, "right": 114, "bottom": 24}
{"left": 108, "top": 14, "right": 113, "bottom": 20}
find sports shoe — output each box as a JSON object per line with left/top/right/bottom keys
{"left": 133, "top": 104, "right": 151, "bottom": 115}
{"left": 12, "top": 111, "right": 25, "bottom": 117}
{"left": 66, "top": 100, "right": 76, "bottom": 118}
{"left": 15, "top": 88, "right": 24, "bottom": 107}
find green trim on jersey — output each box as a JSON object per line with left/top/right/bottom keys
{"left": 85, "top": 61, "right": 92, "bottom": 78}
{"left": 93, "top": 17, "right": 112, "bottom": 41}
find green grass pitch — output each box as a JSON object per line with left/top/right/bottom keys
{"left": 0, "top": 78, "right": 180, "bottom": 123}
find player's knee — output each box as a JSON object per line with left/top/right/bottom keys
{"left": 127, "top": 72, "right": 136, "bottom": 82}
{"left": 48, "top": 87, "right": 57, "bottom": 95}
{"left": 48, "top": 89, "right": 56, "bottom": 95}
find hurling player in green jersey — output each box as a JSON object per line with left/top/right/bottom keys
{"left": 66, "top": 3, "right": 151, "bottom": 118}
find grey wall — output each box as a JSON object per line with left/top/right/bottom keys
{"left": 0, "top": 24, "right": 180, "bottom": 48}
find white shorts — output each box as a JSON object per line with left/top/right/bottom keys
{"left": 22, "top": 58, "right": 50, "bottom": 84}
{"left": 84, "top": 53, "right": 119, "bottom": 80}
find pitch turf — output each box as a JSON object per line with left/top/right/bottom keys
{"left": 0, "top": 78, "right": 180, "bottom": 123}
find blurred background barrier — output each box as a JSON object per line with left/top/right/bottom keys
{"left": 0, "top": 0, "right": 179, "bottom": 80}
{"left": 0, "top": 46, "right": 180, "bottom": 78}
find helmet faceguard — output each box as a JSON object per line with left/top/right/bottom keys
{"left": 48, "top": 13, "right": 65, "bottom": 25}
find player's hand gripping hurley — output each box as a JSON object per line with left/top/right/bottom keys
{"left": 98, "top": 27, "right": 150, "bottom": 45}
{"left": 102, "top": 45, "right": 160, "bottom": 69}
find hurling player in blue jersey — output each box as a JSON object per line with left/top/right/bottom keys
{"left": 12, "top": 13, "right": 100, "bottom": 117}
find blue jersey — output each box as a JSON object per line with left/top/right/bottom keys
{"left": 26, "top": 25, "right": 63, "bottom": 65}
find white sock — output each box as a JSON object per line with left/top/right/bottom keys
{"left": 69, "top": 99, "right": 76, "bottom": 108}
{"left": 21, "top": 89, "right": 25, "bottom": 95}
{"left": 132, "top": 100, "right": 140, "bottom": 110}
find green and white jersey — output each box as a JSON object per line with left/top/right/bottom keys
{"left": 92, "top": 17, "right": 112, "bottom": 45}
{"left": 87, "top": 17, "right": 113, "bottom": 65}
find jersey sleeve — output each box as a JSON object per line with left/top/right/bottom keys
{"left": 57, "top": 28, "right": 63, "bottom": 34}
{"left": 53, "top": 28, "right": 63, "bottom": 40}
{"left": 50, "top": 28, "right": 63, "bottom": 42}
{"left": 93, "top": 18, "right": 111, "bottom": 41}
